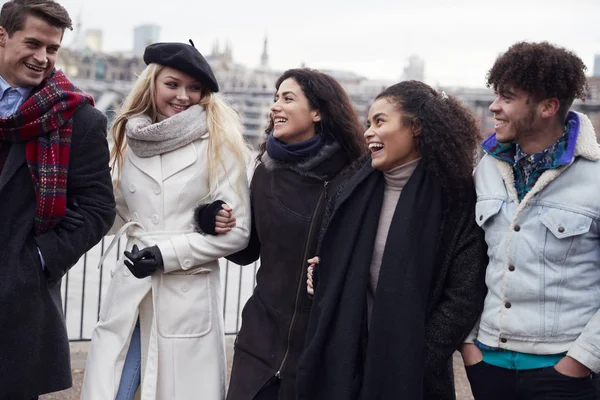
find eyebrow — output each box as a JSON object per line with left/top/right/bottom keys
{"left": 371, "top": 112, "right": 387, "bottom": 121}
{"left": 276, "top": 91, "right": 296, "bottom": 98}
{"left": 24, "top": 37, "right": 60, "bottom": 49}
{"left": 500, "top": 88, "right": 516, "bottom": 97}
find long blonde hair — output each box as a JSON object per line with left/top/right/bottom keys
{"left": 110, "top": 63, "right": 251, "bottom": 199}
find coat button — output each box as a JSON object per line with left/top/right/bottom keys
{"left": 153, "top": 186, "right": 161, "bottom": 195}
{"left": 129, "top": 184, "right": 136, "bottom": 193}
{"left": 514, "top": 225, "right": 521, "bottom": 232}
{"left": 183, "top": 259, "right": 192, "bottom": 268}
{"left": 505, "top": 302, "right": 512, "bottom": 309}
{"left": 132, "top": 212, "right": 139, "bottom": 222}
{"left": 558, "top": 227, "right": 565, "bottom": 233}
{"left": 479, "top": 215, "right": 483, "bottom": 221}
{"left": 500, "top": 338, "right": 507, "bottom": 343}
{"left": 181, "top": 283, "right": 189, "bottom": 292}
{"left": 508, "top": 265, "right": 515, "bottom": 272}
{"left": 152, "top": 215, "right": 159, "bottom": 224}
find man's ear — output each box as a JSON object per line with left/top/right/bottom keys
{"left": 540, "top": 98, "right": 560, "bottom": 119}
{"left": 0, "top": 27, "right": 7, "bottom": 47}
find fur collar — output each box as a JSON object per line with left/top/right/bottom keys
{"left": 573, "top": 111, "right": 600, "bottom": 161}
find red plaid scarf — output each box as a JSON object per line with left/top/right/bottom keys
{"left": 0, "top": 69, "right": 94, "bottom": 234}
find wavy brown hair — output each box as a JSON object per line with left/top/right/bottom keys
{"left": 486, "top": 41, "right": 588, "bottom": 121}
{"left": 0, "top": 0, "right": 72, "bottom": 35}
{"left": 376, "top": 80, "right": 481, "bottom": 203}
{"left": 258, "top": 68, "right": 366, "bottom": 162}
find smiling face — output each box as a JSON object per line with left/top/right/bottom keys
{"left": 270, "top": 78, "right": 321, "bottom": 144}
{"left": 489, "top": 85, "right": 541, "bottom": 143}
{"left": 154, "top": 66, "right": 203, "bottom": 118}
{"left": 0, "top": 15, "right": 63, "bottom": 88}
{"left": 365, "top": 97, "right": 421, "bottom": 172}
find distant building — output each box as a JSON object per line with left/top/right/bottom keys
{"left": 133, "top": 24, "right": 161, "bottom": 56}
{"left": 55, "top": 36, "right": 600, "bottom": 146}
{"left": 403, "top": 55, "right": 425, "bottom": 82}
{"left": 260, "top": 36, "right": 269, "bottom": 70}
{"left": 84, "top": 29, "right": 103, "bottom": 52}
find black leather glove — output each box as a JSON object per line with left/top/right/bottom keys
{"left": 123, "top": 245, "right": 164, "bottom": 279}
{"left": 193, "top": 200, "right": 225, "bottom": 235}
{"left": 56, "top": 208, "right": 85, "bottom": 232}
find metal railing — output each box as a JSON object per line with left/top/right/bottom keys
{"left": 62, "top": 236, "right": 258, "bottom": 341}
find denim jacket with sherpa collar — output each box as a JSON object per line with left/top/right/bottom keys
{"left": 469, "top": 111, "right": 600, "bottom": 373}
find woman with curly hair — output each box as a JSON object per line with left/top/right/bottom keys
{"left": 298, "top": 80, "right": 489, "bottom": 400}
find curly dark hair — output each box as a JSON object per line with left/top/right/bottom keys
{"left": 486, "top": 41, "right": 588, "bottom": 120}
{"left": 376, "top": 81, "right": 481, "bottom": 203}
{"left": 258, "top": 68, "right": 366, "bottom": 162}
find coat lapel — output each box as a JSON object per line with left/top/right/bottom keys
{"left": 161, "top": 142, "right": 197, "bottom": 180}
{"left": 0, "top": 142, "right": 26, "bottom": 195}
{"left": 127, "top": 150, "right": 162, "bottom": 184}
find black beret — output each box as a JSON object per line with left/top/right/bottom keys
{"left": 144, "top": 40, "right": 219, "bottom": 93}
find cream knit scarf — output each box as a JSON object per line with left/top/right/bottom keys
{"left": 125, "top": 104, "right": 208, "bottom": 157}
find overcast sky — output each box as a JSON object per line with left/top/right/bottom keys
{"left": 56, "top": 0, "right": 600, "bottom": 88}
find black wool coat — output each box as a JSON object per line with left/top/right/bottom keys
{"left": 297, "top": 161, "right": 488, "bottom": 400}
{"left": 226, "top": 144, "right": 351, "bottom": 400}
{"left": 0, "top": 104, "right": 116, "bottom": 398}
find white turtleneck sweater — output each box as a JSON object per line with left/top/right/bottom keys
{"left": 367, "top": 158, "right": 421, "bottom": 325}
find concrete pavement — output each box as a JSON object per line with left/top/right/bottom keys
{"left": 41, "top": 337, "right": 475, "bottom": 399}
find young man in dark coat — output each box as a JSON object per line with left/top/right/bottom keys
{"left": 0, "top": 1, "right": 116, "bottom": 398}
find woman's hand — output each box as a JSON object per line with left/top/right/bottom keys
{"left": 193, "top": 200, "right": 237, "bottom": 235}
{"left": 307, "top": 256, "right": 319, "bottom": 296}
{"left": 215, "top": 203, "right": 236, "bottom": 233}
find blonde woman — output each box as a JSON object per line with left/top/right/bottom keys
{"left": 82, "top": 41, "right": 251, "bottom": 400}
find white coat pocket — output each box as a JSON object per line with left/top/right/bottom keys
{"left": 156, "top": 270, "right": 213, "bottom": 338}
{"left": 98, "top": 259, "right": 126, "bottom": 322}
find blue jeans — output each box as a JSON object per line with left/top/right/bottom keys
{"left": 115, "top": 321, "right": 141, "bottom": 400}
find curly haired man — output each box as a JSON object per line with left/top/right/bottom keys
{"left": 461, "top": 41, "right": 599, "bottom": 399}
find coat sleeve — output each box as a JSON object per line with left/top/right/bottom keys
{"left": 567, "top": 302, "right": 600, "bottom": 372}
{"left": 225, "top": 173, "right": 260, "bottom": 265}
{"left": 159, "top": 147, "right": 251, "bottom": 273}
{"left": 107, "top": 174, "right": 131, "bottom": 235}
{"left": 423, "top": 206, "right": 488, "bottom": 372}
{"left": 34, "top": 106, "right": 117, "bottom": 282}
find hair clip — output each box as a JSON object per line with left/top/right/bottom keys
{"left": 440, "top": 91, "right": 448, "bottom": 100}
{"left": 189, "top": 39, "right": 195, "bottom": 48}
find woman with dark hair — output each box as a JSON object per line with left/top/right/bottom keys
{"left": 216, "top": 68, "right": 366, "bottom": 400}
{"left": 298, "top": 80, "right": 488, "bottom": 400}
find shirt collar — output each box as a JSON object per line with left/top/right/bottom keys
{"left": 0, "top": 74, "right": 33, "bottom": 100}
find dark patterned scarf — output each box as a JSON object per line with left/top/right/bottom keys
{"left": 0, "top": 69, "right": 94, "bottom": 234}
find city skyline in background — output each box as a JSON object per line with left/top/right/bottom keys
{"left": 45, "top": 0, "right": 600, "bottom": 88}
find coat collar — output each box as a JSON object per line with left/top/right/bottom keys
{"left": 573, "top": 111, "right": 600, "bottom": 161}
